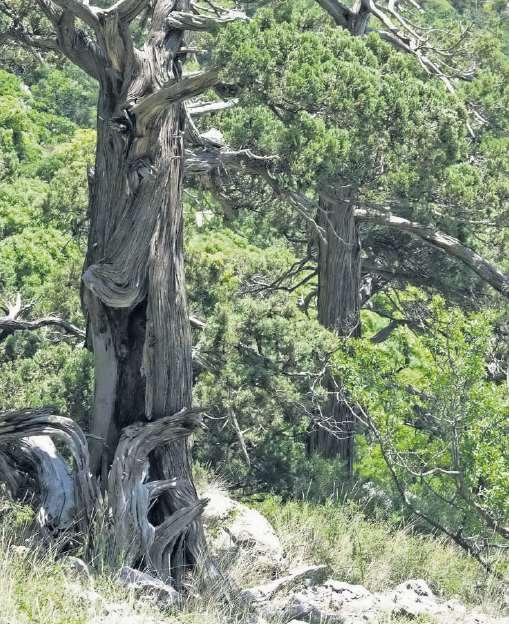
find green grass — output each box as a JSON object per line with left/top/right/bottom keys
{"left": 255, "top": 496, "right": 507, "bottom": 614}
{"left": 0, "top": 492, "right": 506, "bottom": 623}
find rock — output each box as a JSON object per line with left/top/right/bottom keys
{"left": 201, "top": 485, "right": 283, "bottom": 569}
{"left": 9, "top": 545, "right": 30, "bottom": 557}
{"left": 282, "top": 580, "right": 379, "bottom": 624}
{"left": 260, "top": 575, "right": 509, "bottom": 624}
{"left": 62, "top": 556, "right": 92, "bottom": 583}
{"left": 117, "top": 566, "right": 180, "bottom": 607}
{"left": 394, "top": 578, "right": 434, "bottom": 597}
{"left": 240, "top": 565, "right": 328, "bottom": 604}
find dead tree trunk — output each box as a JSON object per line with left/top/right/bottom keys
{"left": 309, "top": 191, "right": 361, "bottom": 473}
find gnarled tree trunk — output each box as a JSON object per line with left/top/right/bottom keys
{"left": 80, "top": 0, "right": 205, "bottom": 583}
{"left": 309, "top": 191, "right": 361, "bottom": 474}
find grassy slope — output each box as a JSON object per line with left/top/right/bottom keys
{"left": 0, "top": 493, "right": 506, "bottom": 624}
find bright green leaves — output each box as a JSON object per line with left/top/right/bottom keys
{"left": 0, "top": 227, "right": 82, "bottom": 318}
{"left": 335, "top": 293, "right": 509, "bottom": 542}
{"left": 0, "top": 178, "right": 49, "bottom": 238}
{"left": 29, "top": 64, "right": 97, "bottom": 129}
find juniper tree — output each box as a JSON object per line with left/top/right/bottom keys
{"left": 211, "top": 0, "right": 508, "bottom": 470}
{"left": 0, "top": 0, "right": 251, "bottom": 583}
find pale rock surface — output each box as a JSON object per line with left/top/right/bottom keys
{"left": 253, "top": 577, "right": 509, "bottom": 624}
{"left": 201, "top": 485, "right": 284, "bottom": 568}
{"left": 240, "top": 565, "right": 328, "bottom": 604}
{"left": 117, "top": 566, "right": 180, "bottom": 606}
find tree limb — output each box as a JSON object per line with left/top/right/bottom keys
{"left": 166, "top": 9, "right": 248, "bottom": 31}
{"left": 0, "top": 296, "right": 85, "bottom": 340}
{"left": 187, "top": 98, "right": 238, "bottom": 117}
{"left": 355, "top": 209, "right": 509, "bottom": 297}
{"left": 49, "top": 0, "right": 101, "bottom": 29}
{"left": 315, "top": 0, "right": 474, "bottom": 90}
{"left": 0, "top": 317, "right": 85, "bottom": 340}
{"left": 131, "top": 69, "right": 220, "bottom": 125}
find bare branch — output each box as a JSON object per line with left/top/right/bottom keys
{"left": 0, "top": 296, "right": 85, "bottom": 340}
{"left": 355, "top": 209, "right": 509, "bottom": 297}
{"left": 0, "top": 316, "right": 85, "bottom": 340}
{"left": 187, "top": 98, "right": 238, "bottom": 117}
{"left": 315, "top": 0, "right": 474, "bottom": 90}
{"left": 315, "top": 0, "right": 357, "bottom": 30}
{"left": 166, "top": 8, "right": 248, "bottom": 31}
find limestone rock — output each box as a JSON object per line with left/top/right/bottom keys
{"left": 117, "top": 566, "right": 180, "bottom": 606}
{"left": 240, "top": 565, "right": 328, "bottom": 604}
{"left": 201, "top": 485, "right": 283, "bottom": 569}
{"left": 259, "top": 576, "right": 509, "bottom": 624}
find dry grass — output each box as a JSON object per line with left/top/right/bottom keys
{"left": 255, "top": 496, "right": 508, "bottom": 615}
{"left": 0, "top": 489, "right": 507, "bottom": 623}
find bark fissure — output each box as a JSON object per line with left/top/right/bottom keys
{"left": 310, "top": 192, "right": 361, "bottom": 472}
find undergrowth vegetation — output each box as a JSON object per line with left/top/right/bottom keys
{"left": 0, "top": 492, "right": 506, "bottom": 624}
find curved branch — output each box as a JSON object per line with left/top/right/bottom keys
{"left": 131, "top": 69, "right": 220, "bottom": 125}
{"left": 356, "top": 209, "right": 509, "bottom": 297}
{"left": 50, "top": 0, "right": 101, "bottom": 29}
{"left": 0, "top": 408, "right": 98, "bottom": 531}
{"left": 166, "top": 9, "right": 248, "bottom": 31}
{"left": 0, "top": 317, "right": 85, "bottom": 340}
{"left": 18, "top": 436, "right": 76, "bottom": 531}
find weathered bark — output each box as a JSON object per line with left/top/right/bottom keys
{"left": 19, "top": 436, "right": 76, "bottom": 532}
{"left": 107, "top": 408, "right": 205, "bottom": 579}
{"left": 78, "top": 0, "right": 208, "bottom": 582}
{"left": 0, "top": 408, "right": 97, "bottom": 532}
{"left": 309, "top": 191, "right": 361, "bottom": 472}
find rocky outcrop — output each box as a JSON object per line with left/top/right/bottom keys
{"left": 240, "top": 565, "right": 328, "bottom": 604}
{"left": 201, "top": 485, "right": 284, "bottom": 569}
{"left": 245, "top": 576, "right": 509, "bottom": 624}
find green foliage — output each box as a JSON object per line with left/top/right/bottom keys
{"left": 29, "top": 64, "right": 97, "bottom": 128}
{"left": 336, "top": 294, "right": 509, "bottom": 548}
{"left": 0, "top": 227, "right": 82, "bottom": 317}
{"left": 0, "top": 341, "right": 93, "bottom": 425}
{"left": 213, "top": 4, "right": 468, "bottom": 202}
